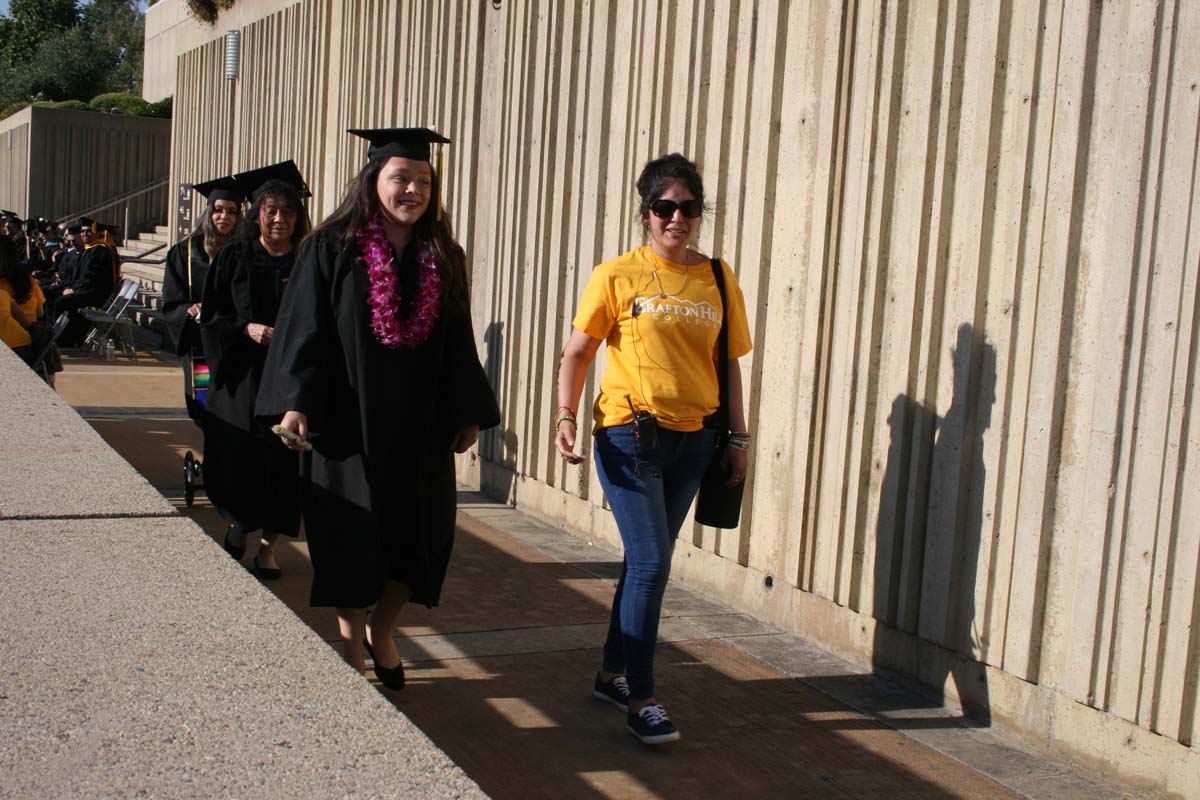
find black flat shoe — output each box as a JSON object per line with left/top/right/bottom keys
{"left": 364, "top": 638, "right": 406, "bottom": 690}
{"left": 251, "top": 552, "right": 282, "bottom": 580}
{"left": 222, "top": 525, "right": 246, "bottom": 560}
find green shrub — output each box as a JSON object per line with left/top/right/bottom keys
{"left": 149, "top": 96, "right": 172, "bottom": 118}
{"left": 186, "top": 0, "right": 237, "bottom": 24}
{"left": 88, "top": 92, "right": 154, "bottom": 116}
{"left": 47, "top": 99, "right": 90, "bottom": 112}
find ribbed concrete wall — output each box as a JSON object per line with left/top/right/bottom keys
{"left": 0, "top": 109, "right": 32, "bottom": 216}
{"left": 0, "top": 106, "right": 170, "bottom": 227}
{"left": 161, "top": 1, "right": 1199, "bottom": 793}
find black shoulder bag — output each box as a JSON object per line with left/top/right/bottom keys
{"left": 694, "top": 258, "right": 745, "bottom": 529}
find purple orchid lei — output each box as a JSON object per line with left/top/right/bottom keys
{"left": 357, "top": 212, "right": 442, "bottom": 348}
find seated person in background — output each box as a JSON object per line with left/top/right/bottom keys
{"left": 0, "top": 237, "right": 44, "bottom": 366}
{"left": 53, "top": 217, "right": 118, "bottom": 347}
{"left": 44, "top": 224, "right": 82, "bottom": 291}
{"left": 23, "top": 217, "right": 54, "bottom": 278}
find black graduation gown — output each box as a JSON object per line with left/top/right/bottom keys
{"left": 199, "top": 238, "right": 301, "bottom": 535}
{"left": 162, "top": 235, "right": 212, "bottom": 425}
{"left": 163, "top": 235, "right": 210, "bottom": 355}
{"left": 255, "top": 229, "right": 501, "bottom": 608}
{"left": 54, "top": 243, "right": 118, "bottom": 346}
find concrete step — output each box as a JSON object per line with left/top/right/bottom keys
{"left": 118, "top": 241, "right": 167, "bottom": 259}
{"left": 155, "top": 225, "right": 171, "bottom": 237}
{"left": 121, "top": 262, "right": 166, "bottom": 294}
{"left": 127, "top": 302, "right": 169, "bottom": 344}
{"left": 139, "top": 231, "right": 171, "bottom": 245}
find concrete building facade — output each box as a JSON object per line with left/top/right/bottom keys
{"left": 146, "top": 1, "right": 1200, "bottom": 794}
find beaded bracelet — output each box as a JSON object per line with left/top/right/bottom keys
{"left": 554, "top": 412, "right": 577, "bottom": 432}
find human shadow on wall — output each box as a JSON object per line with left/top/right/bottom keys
{"left": 480, "top": 321, "right": 518, "bottom": 502}
{"left": 871, "top": 322, "right": 996, "bottom": 726}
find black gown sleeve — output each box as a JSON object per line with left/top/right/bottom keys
{"left": 161, "top": 237, "right": 204, "bottom": 355}
{"left": 72, "top": 246, "right": 116, "bottom": 296}
{"left": 199, "top": 242, "right": 254, "bottom": 390}
{"left": 255, "top": 234, "right": 336, "bottom": 427}
{"left": 441, "top": 308, "right": 502, "bottom": 432}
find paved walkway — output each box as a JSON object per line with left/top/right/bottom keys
{"left": 53, "top": 349, "right": 1150, "bottom": 800}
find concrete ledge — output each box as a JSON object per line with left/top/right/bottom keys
{"left": 0, "top": 345, "right": 484, "bottom": 798}
{"left": 0, "top": 358, "right": 172, "bottom": 519}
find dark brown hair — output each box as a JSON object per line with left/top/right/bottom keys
{"left": 243, "top": 179, "right": 310, "bottom": 248}
{"left": 310, "top": 156, "right": 469, "bottom": 315}
{"left": 0, "top": 237, "right": 32, "bottom": 304}
{"left": 635, "top": 152, "right": 708, "bottom": 229}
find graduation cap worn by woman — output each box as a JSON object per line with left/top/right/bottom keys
{"left": 256, "top": 128, "right": 500, "bottom": 688}
{"left": 198, "top": 161, "right": 312, "bottom": 579}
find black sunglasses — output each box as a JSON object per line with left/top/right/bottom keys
{"left": 648, "top": 198, "right": 703, "bottom": 219}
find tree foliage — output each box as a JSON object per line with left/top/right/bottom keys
{"left": 0, "top": 1, "right": 147, "bottom": 106}
{"left": 185, "top": 0, "right": 237, "bottom": 25}
{"left": 0, "top": 0, "right": 80, "bottom": 70}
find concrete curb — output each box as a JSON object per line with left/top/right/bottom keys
{"left": 0, "top": 345, "right": 485, "bottom": 799}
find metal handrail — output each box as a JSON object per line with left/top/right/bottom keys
{"left": 119, "top": 240, "right": 169, "bottom": 264}
{"left": 57, "top": 178, "right": 169, "bottom": 224}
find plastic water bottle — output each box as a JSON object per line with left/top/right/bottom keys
{"left": 105, "top": 340, "right": 116, "bottom": 362}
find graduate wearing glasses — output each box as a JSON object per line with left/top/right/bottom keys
{"left": 257, "top": 128, "right": 500, "bottom": 690}
{"left": 555, "top": 153, "right": 753, "bottom": 745}
{"left": 200, "top": 161, "right": 310, "bottom": 580}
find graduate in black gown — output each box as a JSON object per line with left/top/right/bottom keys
{"left": 162, "top": 176, "right": 245, "bottom": 425}
{"left": 200, "top": 164, "right": 310, "bottom": 579}
{"left": 53, "top": 218, "right": 118, "bottom": 347}
{"left": 43, "top": 225, "right": 82, "bottom": 292}
{"left": 257, "top": 128, "right": 500, "bottom": 688}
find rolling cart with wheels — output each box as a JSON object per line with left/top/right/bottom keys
{"left": 182, "top": 352, "right": 209, "bottom": 507}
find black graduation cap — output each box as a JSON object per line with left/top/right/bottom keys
{"left": 233, "top": 160, "right": 311, "bottom": 200}
{"left": 78, "top": 215, "right": 95, "bottom": 229}
{"left": 346, "top": 127, "right": 451, "bottom": 162}
{"left": 347, "top": 127, "right": 451, "bottom": 219}
{"left": 193, "top": 176, "right": 246, "bottom": 204}
{"left": 66, "top": 224, "right": 82, "bottom": 235}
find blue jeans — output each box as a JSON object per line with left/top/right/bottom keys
{"left": 594, "top": 423, "right": 718, "bottom": 700}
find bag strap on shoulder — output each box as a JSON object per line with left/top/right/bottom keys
{"left": 710, "top": 257, "right": 729, "bottom": 432}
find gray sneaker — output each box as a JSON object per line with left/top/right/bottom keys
{"left": 592, "top": 673, "right": 631, "bottom": 711}
{"left": 627, "top": 703, "right": 680, "bottom": 744}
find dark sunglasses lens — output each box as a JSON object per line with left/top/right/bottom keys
{"left": 649, "top": 199, "right": 703, "bottom": 219}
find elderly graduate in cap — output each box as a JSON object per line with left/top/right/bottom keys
{"left": 200, "top": 161, "right": 309, "bottom": 579}
{"left": 163, "top": 176, "right": 245, "bottom": 425}
{"left": 257, "top": 128, "right": 500, "bottom": 689}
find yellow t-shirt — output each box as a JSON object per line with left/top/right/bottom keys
{"left": 0, "top": 278, "right": 45, "bottom": 322}
{"left": 573, "top": 246, "right": 753, "bottom": 431}
{"left": 0, "top": 287, "right": 31, "bottom": 349}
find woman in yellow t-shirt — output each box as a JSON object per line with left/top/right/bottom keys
{"left": 555, "top": 153, "right": 753, "bottom": 745}
{"left": 0, "top": 237, "right": 46, "bottom": 364}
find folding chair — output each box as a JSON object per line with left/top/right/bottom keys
{"left": 28, "top": 312, "right": 69, "bottom": 386}
{"left": 79, "top": 278, "right": 140, "bottom": 358}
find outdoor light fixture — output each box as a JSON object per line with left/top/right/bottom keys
{"left": 224, "top": 30, "right": 240, "bottom": 80}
